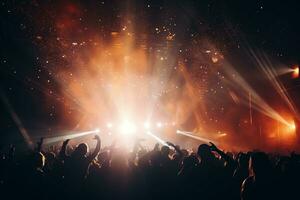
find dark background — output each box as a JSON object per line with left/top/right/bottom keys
{"left": 1, "top": 0, "right": 300, "bottom": 149}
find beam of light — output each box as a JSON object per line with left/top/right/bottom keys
{"left": 0, "top": 89, "right": 33, "bottom": 148}
{"left": 210, "top": 30, "right": 296, "bottom": 127}
{"left": 287, "top": 121, "right": 296, "bottom": 133}
{"left": 44, "top": 129, "right": 100, "bottom": 144}
{"left": 51, "top": 18, "right": 183, "bottom": 133}
{"left": 221, "top": 58, "right": 292, "bottom": 127}
{"left": 218, "top": 133, "right": 227, "bottom": 137}
{"left": 146, "top": 131, "right": 168, "bottom": 146}
{"left": 248, "top": 50, "right": 299, "bottom": 120}
{"left": 176, "top": 130, "right": 216, "bottom": 144}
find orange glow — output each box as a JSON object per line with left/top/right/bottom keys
{"left": 287, "top": 122, "right": 296, "bottom": 133}
{"left": 53, "top": 16, "right": 208, "bottom": 143}
{"left": 292, "top": 66, "right": 299, "bottom": 78}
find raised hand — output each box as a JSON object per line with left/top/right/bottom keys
{"left": 166, "top": 141, "right": 175, "bottom": 147}
{"left": 37, "top": 137, "right": 44, "bottom": 146}
{"left": 154, "top": 143, "right": 160, "bottom": 151}
{"left": 63, "top": 139, "right": 70, "bottom": 146}
{"left": 89, "top": 135, "right": 101, "bottom": 161}
{"left": 94, "top": 134, "right": 100, "bottom": 141}
{"left": 36, "top": 137, "right": 44, "bottom": 152}
{"left": 209, "top": 142, "right": 218, "bottom": 152}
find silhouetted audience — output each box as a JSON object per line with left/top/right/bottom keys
{"left": 0, "top": 135, "right": 299, "bottom": 200}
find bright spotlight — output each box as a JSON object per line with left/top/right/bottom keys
{"left": 106, "top": 123, "right": 113, "bottom": 128}
{"left": 119, "top": 121, "right": 136, "bottom": 135}
{"left": 147, "top": 131, "right": 168, "bottom": 146}
{"left": 219, "top": 133, "right": 227, "bottom": 137}
{"left": 144, "top": 122, "right": 150, "bottom": 130}
{"left": 292, "top": 66, "right": 299, "bottom": 78}
{"left": 156, "top": 122, "right": 162, "bottom": 128}
{"left": 95, "top": 128, "right": 100, "bottom": 133}
{"left": 287, "top": 122, "right": 296, "bottom": 132}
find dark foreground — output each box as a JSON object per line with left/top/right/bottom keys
{"left": 1, "top": 136, "right": 299, "bottom": 200}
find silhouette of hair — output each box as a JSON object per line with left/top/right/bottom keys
{"left": 73, "top": 143, "right": 89, "bottom": 157}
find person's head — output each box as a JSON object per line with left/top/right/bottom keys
{"left": 197, "top": 144, "right": 214, "bottom": 162}
{"left": 238, "top": 153, "right": 249, "bottom": 167}
{"left": 97, "top": 151, "right": 109, "bottom": 163}
{"left": 73, "top": 143, "right": 89, "bottom": 157}
{"left": 161, "top": 145, "right": 170, "bottom": 157}
{"left": 183, "top": 155, "right": 199, "bottom": 168}
{"left": 181, "top": 149, "right": 189, "bottom": 157}
{"left": 29, "top": 152, "right": 45, "bottom": 169}
{"left": 150, "top": 151, "right": 162, "bottom": 167}
{"left": 249, "top": 152, "right": 271, "bottom": 177}
{"left": 45, "top": 152, "right": 56, "bottom": 166}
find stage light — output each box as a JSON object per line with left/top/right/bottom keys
{"left": 106, "top": 123, "right": 113, "bottom": 129}
{"left": 219, "top": 133, "right": 227, "bottom": 137}
{"left": 156, "top": 122, "right": 162, "bottom": 128}
{"left": 119, "top": 121, "right": 137, "bottom": 135}
{"left": 95, "top": 128, "right": 100, "bottom": 133}
{"left": 144, "top": 122, "right": 150, "bottom": 129}
{"left": 287, "top": 122, "right": 296, "bottom": 132}
{"left": 292, "top": 66, "right": 299, "bottom": 78}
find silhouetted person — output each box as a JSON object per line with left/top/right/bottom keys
{"left": 241, "top": 152, "right": 278, "bottom": 200}
{"left": 59, "top": 135, "right": 101, "bottom": 198}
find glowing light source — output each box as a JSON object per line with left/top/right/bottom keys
{"left": 44, "top": 129, "right": 100, "bottom": 144}
{"left": 292, "top": 66, "right": 299, "bottom": 78}
{"left": 156, "top": 122, "right": 162, "bottom": 128}
{"left": 144, "top": 122, "right": 150, "bottom": 129}
{"left": 106, "top": 123, "right": 113, "bottom": 129}
{"left": 146, "top": 131, "right": 168, "bottom": 146}
{"left": 287, "top": 122, "right": 296, "bottom": 132}
{"left": 95, "top": 128, "right": 100, "bottom": 133}
{"left": 218, "top": 133, "right": 227, "bottom": 137}
{"left": 119, "top": 121, "right": 137, "bottom": 135}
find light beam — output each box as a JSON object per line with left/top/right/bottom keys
{"left": 44, "top": 129, "right": 100, "bottom": 144}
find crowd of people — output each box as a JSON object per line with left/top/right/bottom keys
{"left": 1, "top": 135, "right": 300, "bottom": 200}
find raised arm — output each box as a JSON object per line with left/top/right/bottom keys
{"left": 166, "top": 141, "right": 183, "bottom": 157}
{"left": 35, "top": 137, "right": 44, "bottom": 152}
{"left": 59, "top": 139, "right": 70, "bottom": 160}
{"left": 209, "top": 142, "right": 235, "bottom": 165}
{"left": 88, "top": 135, "right": 101, "bottom": 161}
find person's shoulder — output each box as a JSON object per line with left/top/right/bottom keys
{"left": 242, "top": 176, "right": 255, "bottom": 188}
